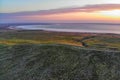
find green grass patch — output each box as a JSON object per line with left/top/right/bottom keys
{"left": 0, "top": 44, "right": 120, "bottom": 80}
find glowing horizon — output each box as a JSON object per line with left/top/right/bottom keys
{"left": 0, "top": 0, "right": 120, "bottom": 23}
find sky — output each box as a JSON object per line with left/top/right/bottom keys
{"left": 0, "top": 0, "right": 120, "bottom": 23}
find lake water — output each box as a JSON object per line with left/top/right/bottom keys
{"left": 10, "top": 23, "right": 120, "bottom": 34}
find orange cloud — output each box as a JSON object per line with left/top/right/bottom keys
{"left": 20, "top": 11, "right": 120, "bottom": 21}
{"left": 0, "top": 4, "right": 120, "bottom": 23}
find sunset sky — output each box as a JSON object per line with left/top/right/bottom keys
{"left": 0, "top": 0, "right": 120, "bottom": 23}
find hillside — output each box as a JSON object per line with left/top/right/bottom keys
{"left": 0, "top": 44, "right": 120, "bottom": 80}
{"left": 0, "top": 30, "right": 120, "bottom": 51}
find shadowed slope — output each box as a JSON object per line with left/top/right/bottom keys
{"left": 0, "top": 44, "right": 120, "bottom": 80}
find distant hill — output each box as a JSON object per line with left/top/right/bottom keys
{"left": 0, "top": 23, "right": 53, "bottom": 30}
{"left": 0, "top": 25, "right": 10, "bottom": 30}
{"left": 0, "top": 44, "right": 119, "bottom": 80}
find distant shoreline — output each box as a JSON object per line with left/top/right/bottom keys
{"left": 0, "top": 29, "right": 120, "bottom": 37}
{"left": 8, "top": 26, "right": 120, "bottom": 35}
{"left": 0, "top": 23, "right": 120, "bottom": 35}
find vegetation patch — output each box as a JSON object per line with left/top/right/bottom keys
{"left": 0, "top": 44, "right": 120, "bottom": 80}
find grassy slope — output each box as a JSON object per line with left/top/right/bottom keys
{"left": 0, "top": 44, "right": 120, "bottom": 80}
{"left": 0, "top": 30, "right": 83, "bottom": 46}
{"left": 0, "top": 30, "right": 120, "bottom": 50}
{"left": 84, "top": 36, "right": 120, "bottom": 50}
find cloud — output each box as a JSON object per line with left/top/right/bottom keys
{"left": 0, "top": 4, "right": 120, "bottom": 18}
